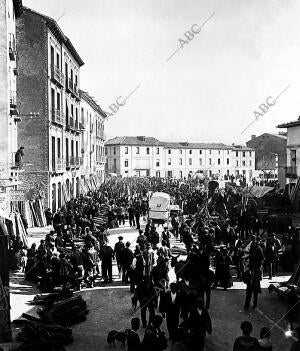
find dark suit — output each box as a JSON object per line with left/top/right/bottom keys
{"left": 159, "top": 291, "right": 181, "bottom": 340}
{"left": 185, "top": 308, "right": 212, "bottom": 351}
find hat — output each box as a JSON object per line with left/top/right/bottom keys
{"left": 118, "top": 236, "right": 123, "bottom": 240}
{"left": 139, "top": 229, "right": 143, "bottom": 234}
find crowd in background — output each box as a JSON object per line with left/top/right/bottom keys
{"left": 8, "top": 176, "right": 300, "bottom": 351}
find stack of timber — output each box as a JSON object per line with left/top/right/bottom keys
{"left": 12, "top": 292, "right": 88, "bottom": 350}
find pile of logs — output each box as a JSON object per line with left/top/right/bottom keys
{"left": 12, "top": 292, "right": 88, "bottom": 351}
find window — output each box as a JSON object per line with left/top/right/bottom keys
{"left": 242, "top": 152, "right": 246, "bottom": 157}
{"left": 105, "top": 148, "right": 108, "bottom": 155}
{"left": 156, "top": 148, "right": 160, "bottom": 154}
{"left": 218, "top": 150, "right": 220, "bottom": 155}
{"left": 189, "top": 158, "right": 192, "bottom": 165}
{"left": 242, "top": 161, "right": 246, "bottom": 166}
{"left": 168, "top": 158, "right": 171, "bottom": 166}
{"left": 249, "top": 151, "right": 252, "bottom": 157}
{"left": 113, "top": 147, "right": 116, "bottom": 155}
{"left": 57, "top": 138, "right": 61, "bottom": 158}
{"left": 209, "top": 150, "right": 212, "bottom": 155}
{"left": 209, "top": 170, "right": 212, "bottom": 177}
{"left": 218, "top": 158, "right": 220, "bottom": 165}
{"left": 209, "top": 158, "right": 212, "bottom": 165}
{"left": 236, "top": 161, "right": 239, "bottom": 166}
{"left": 249, "top": 160, "right": 252, "bottom": 166}
{"left": 168, "top": 149, "right": 171, "bottom": 154}
{"left": 199, "top": 150, "right": 202, "bottom": 154}
{"left": 136, "top": 147, "right": 140, "bottom": 154}
{"left": 227, "top": 158, "right": 229, "bottom": 165}
{"left": 199, "top": 158, "right": 202, "bottom": 165}
{"left": 56, "top": 92, "right": 60, "bottom": 111}
{"left": 156, "top": 160, "right": 160, "bottom": 167}
{"left": 189, "top": 150, "right": 192, "bottom": 154}
{"left": 243, "top": 170, "right": 246, "bottom": 175}
{"left": 125, "top": 159, "right": 128, "bottom": 167}
{"left": 146, "top": 147, "right": 150, "bottom": 155}
{"left": 125, "top": 147, "right": 128, "bottom": 154}
{"left": 179, "top": 158, "right": 183, "bottom": 165}
{"left": 180, "top": 149, "right": 183, "bottom": 154}
{"left": 236, "top": 151, "right": 238, "bottom": 157}
{"left": 227, "top": 150, "right": 230, "bottom": 154}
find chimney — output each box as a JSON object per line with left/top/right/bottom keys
{"left": 137, "top": 136, "right": 146, "bottom": 142}
{"left": 251, "top": 135, "right": 256, "bottom": 140}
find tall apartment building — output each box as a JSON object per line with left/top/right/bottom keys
{"left": 16, "top": 8, "right": 85, "bottom": 212}
{"left": 278, "top": 118, "right": 300, "bottom": 206}
{"left": 0, "top": 0, "right": 23, "bottom": 217}
{"left": 105, "top": 136, "right": 255, "bottom": 184}
{"left": 80, "top": 91, "right": 106, "bottom": 188}
{"left": 246, "top": 133, "right": 287, "bottom": 188}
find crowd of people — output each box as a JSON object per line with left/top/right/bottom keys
{"left": 9, "top": 176, "right": 300, "bottom": 350}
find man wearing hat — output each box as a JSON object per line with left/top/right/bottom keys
{"left": 114, "top": 236, "right": 125, "bottom": 277}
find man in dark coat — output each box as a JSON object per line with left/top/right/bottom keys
{"left": 132, "top": 276, "right": 156, "bottom": 328}
{"left": 184, "top": 297, "right": 212, "bottom": 351}
{"left": 128, "top": 205, "right": 136, "bottom": 227}
{"left": 114, "top": 236, "right": 125, "bottom": 276}
{"left": 121, "top": 241, "right": 134, "bottom": 283}
{"left": 243, "top": 267, "right": 262, "bottom": 310}
{"left": 159, "top": 282, "right": 181, "bottom": 340}
{"left": 99, "top": 242, "right": 114, "bottom": 283}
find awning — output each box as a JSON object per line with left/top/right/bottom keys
{"left": 244, "top": 185, "right": 274, "bottom": 198}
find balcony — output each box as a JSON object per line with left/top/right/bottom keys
{"left": 9, "top": 35, "right": 17, "bottom": 61}
{"left": 285, "top": 166, "right": 298, "bottom": 179}
{"left": 97, "top": 130, "right": 106, "bottom": 140}
{"left": 67, "top": 79, "right": 79, "bottom": 98}
{"left": 66, "top": 156, "right": 76, "bottom": 169}
{"left": 51, "top": 65, "right": 64, "bottom": 86}
{"left": 10, "top": 91, "right": 18, "bottom": 115}
{"left": 51, "top": 109, "right": 65, "bottom": 126}
{"left": 66, "top": 117, "right": 75, "bottom": 132}
{"left": 99, "top": 156, "right": 107, "bottom": 164}
{"left": 75, "top": 156, "right": 83, "bottom": 168}
{"left": 52, "top": 158, "right": 65, "bottom": 172}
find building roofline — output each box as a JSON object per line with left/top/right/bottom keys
{"left": 277, "top": 119, "right": 300, "bottom": 129}
{"left": 13, "top": 0, "right": 23, "bottom": 18}
{"left": 105, "top": 137, "right": 254, "bottom": 150}
{"left": 79, "top": 90, "right": 107, "bottom": 118}
{"left": 23, "top": 7, "right": 84, "bottom": 66}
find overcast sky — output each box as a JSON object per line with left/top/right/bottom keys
{"left": 24, "top": 0, "right": 300, "bottom": 144}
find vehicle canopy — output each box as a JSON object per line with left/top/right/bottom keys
{"left": 148, "top": 192, "right": 170, "bottom": 221}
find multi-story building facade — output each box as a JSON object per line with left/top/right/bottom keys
{"left": 80, "top": 91, "right": 106, "bottom": 188}
{"left": 105, "top": 137, "right": 255, "bottom": 184}
{"left": 0, "top": 0, "right": 23, "bottom": 216}
{"left": 278, "top": 118, "right": 300, "bottom": 207}
{"left": 16, "top": 7, "right": 85, "bottom": 211}
{"left": 246, "top": 133, "right": 287, "bottom": 188}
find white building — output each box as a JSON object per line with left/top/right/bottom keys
{"left": 80, "top": 91, "right": 106, "bottom": 188}
{"left": 0, "top": 0, "right": 23, "bottom": 216}
{"left": 105, "top": 137, "right": 255, "bottom": 184}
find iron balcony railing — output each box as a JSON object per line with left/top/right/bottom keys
{"left": 10, "top": 91, "right": 17, "bottom": 107}
{"left": 66, "top": 156, "right": 76, "bottom": 168}
{"left": 99, "top": 156, "right": 107, "bottom": 164}
{"left": 68, "top": 79, "right": 79, "bottom": 97}
{"left": 51, "top": 109, "right": 65, "bottom": 125}
{"left": 52, "top": 158, "right": 65, "bottom": 172}
{"left": 51, "top": 65, "right": 64, "bottom": 86}
{"left": 9, "top": 34, "right": 17, "bottom": 60}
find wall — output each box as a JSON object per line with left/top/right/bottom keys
{"left": 16, "top": 10, "right": 50, "bottom": 205}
